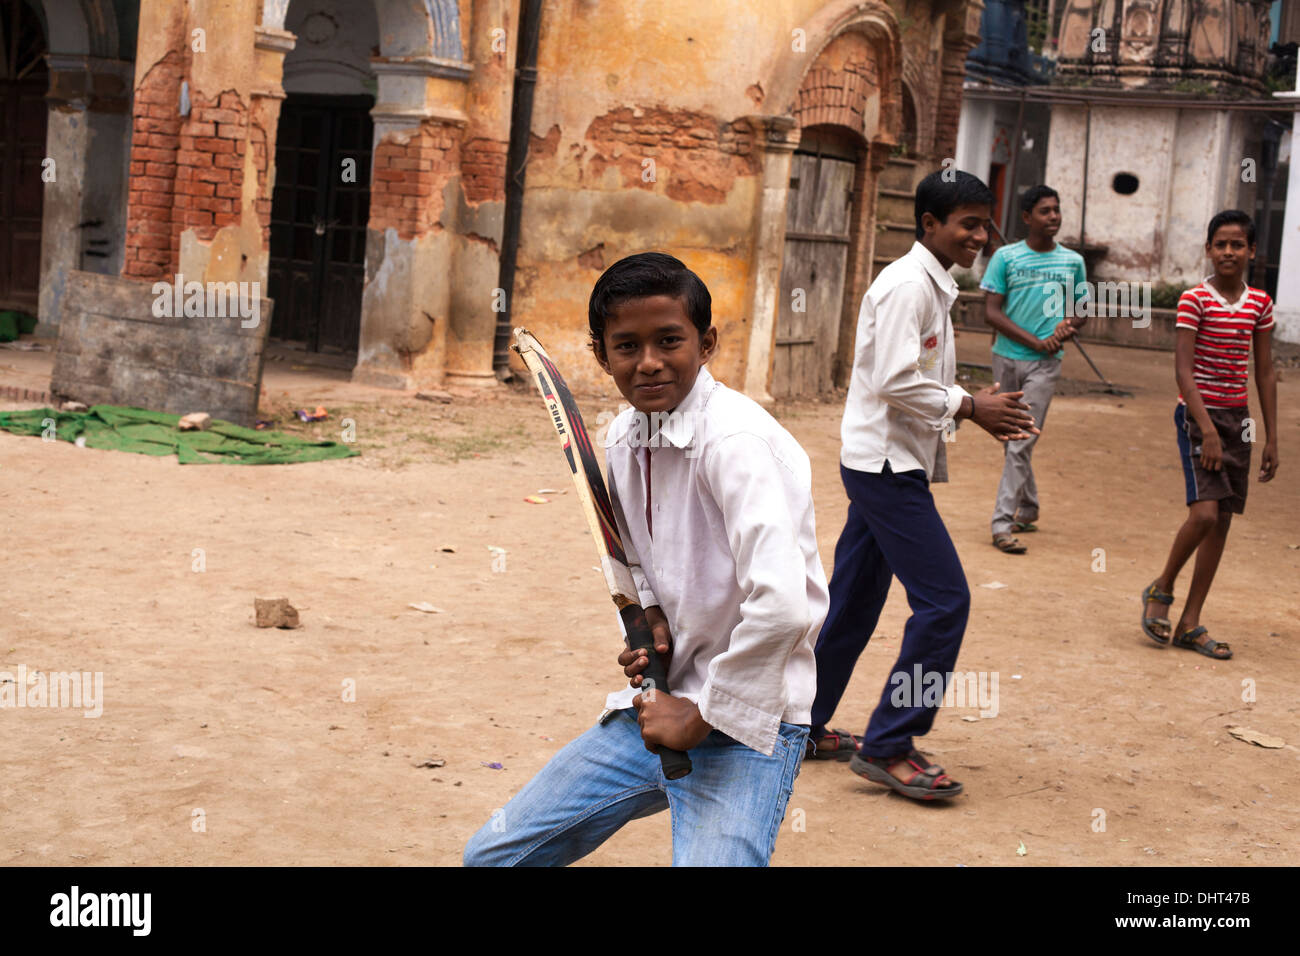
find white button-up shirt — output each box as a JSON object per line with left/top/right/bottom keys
{"left": 601, "top": 366, "right": 827, "bottom": 756}
{"left": 841, "top": 241, "right": 969, "bottom": 482}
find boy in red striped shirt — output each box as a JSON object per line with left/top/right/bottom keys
{"left": 1140, "top": 210, "right": 1279, "bottom": 659}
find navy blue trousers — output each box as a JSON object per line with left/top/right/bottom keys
{"left": 811, "top": 463, "right": 971, "bottom": 758}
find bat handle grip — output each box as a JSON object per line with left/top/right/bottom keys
{"left": 620, "top": 605, "right": 693, "bottom": 780}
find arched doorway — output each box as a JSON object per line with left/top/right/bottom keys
{"left": 0, "top": 0, "right": 46, "bottom": 314}
{"left": 771, "top": 23, "right": 895, "bottom": 399}
{"left": 266, "top": 0, "right": 378, "bottom": 363}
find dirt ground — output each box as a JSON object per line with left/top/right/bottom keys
{"left": 1, "top": 333, "right": 1297, "bottom": 867}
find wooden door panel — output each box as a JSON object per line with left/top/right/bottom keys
{"left": 773, "top": 150, "right": 855, "bottom": 398}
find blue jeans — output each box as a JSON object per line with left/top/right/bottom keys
{"left": 811, "top": 463, "right": 970, "bottom": 757}
{"left": 463, "top": 709, "right": 808, "bottom": 866}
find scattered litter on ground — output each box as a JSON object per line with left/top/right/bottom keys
{"left": 254, "top": 597, "right": 300, "bottom": 629}
{"left": 59, "top": 401, "right": 88, "bottom": 412}
{"left": 439, "top": 546, "right": 456, "bottom": 553}
{"left": 1227, "top": 726, "right": 1285, "bottom": 749}
{"left": 415, "top": 390, "right": 454, "bottom": 403}
{"left": 1016, "top": 841, "right": 1027, "bottom": 856}
{"left": 414, "top": 757, "right": 446, "bottom": 769}
{"left": 1012, "top": 674, "right": 1022, "bottom": 680}
{"left": 480, "top": 762, "right": 504, "bottom": 770}
{"left": 537, "top": 488, "right": 565, "bottom": 495}
{"left": 408, "top": 602, "right": 445, "bottom": 614}
{"left": 254, "top": 420, "right": 272, "bottom": 430}
{"left": 178, "top": 412, "right": 211, "bottom": 431}
{"left": 961, "top": 716, "right": 980, "bottom": 722}
{"left": 294, "top": 406, "right": 329, "bottom": 422}
{"left": 979, "top": 581, "right": 1008, "bottom": 590}
{"left": 523, "top": 495, "right": 549, "bottom": 504}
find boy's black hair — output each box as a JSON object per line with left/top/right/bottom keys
{"left": 1206, "top": 209, "right": 1256, "bottom": 246}
{"left": 1019, "top": 184, "right": 1060, "bottom": 215}
{"left": 914, "top": 169, "right": 995, "bottom": 239}
{"left": 588, "top": 252, "right": 712, "bottom": 352}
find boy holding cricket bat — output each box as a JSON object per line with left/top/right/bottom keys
{"left": 464, "top": 252, "right": 828, "bottom": 866}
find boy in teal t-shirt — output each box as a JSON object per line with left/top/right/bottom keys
{"left": 979, "top": 185, "right": 1089, "bottom": 553}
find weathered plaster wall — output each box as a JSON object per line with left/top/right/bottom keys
{"left": 1046, "top": 103, "right": 1262, "bottom": 285}
{"left": 509, "top": 0, "right": 946, "bottom": 394}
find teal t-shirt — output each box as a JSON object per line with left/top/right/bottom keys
{"left": 980, "top": 241, "right": 1089, "bottom": 361}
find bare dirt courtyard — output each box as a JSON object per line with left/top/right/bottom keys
{"left": 1, "top": 334, "right": 1297, "bottom": 867}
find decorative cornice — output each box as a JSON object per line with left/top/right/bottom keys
{"left": 371, "top": 56, "right": 472, "bottom": 82}
{"left": 254, "top": 26, "right": 296, "bottom": 54}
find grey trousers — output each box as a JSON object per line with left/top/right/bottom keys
{"left": 990, "top": 354, "right": 1062, "bottom": 535}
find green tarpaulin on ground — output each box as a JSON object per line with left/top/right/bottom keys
{"left": 0, "top": 405, "right": 360, "bottom": 465}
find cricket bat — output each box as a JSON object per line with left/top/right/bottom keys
{"left": 512, "top": 328, "right": 692, "bottom": 779}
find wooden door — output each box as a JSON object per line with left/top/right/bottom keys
{"left": 268, "top": 95, "right": 372, "bottom": 355}
{"left": 0, "top": 0, "right": 46, "bottom": 313}
{"left": 773, "top": 148, "right": 854, "bottom": 398}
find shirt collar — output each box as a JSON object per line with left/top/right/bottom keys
{"left": 909, "top": 241, "right": 959, "bottom": 304}
{"left": 1200, "top": 276, "right": 1249, "bottom": 311}
{"left": 602, "top": 365, "right": 716, "bottom": 450}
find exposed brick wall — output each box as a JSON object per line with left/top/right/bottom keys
{"left": 793, "top": 32, "right": 882, "bottom": 134}
{"left": 460, "top": 137, "right": 508, "bottom": 204}
{"left": 933, "top": 53, "right": 970, "bottom": 162}
{"left": 123, "top": 52, "right": 251, "bottom": 280}
{"left": 584, "top": 107, "right": 758, "bottom": 205}
{"left": 176, "top": 90, "right": 248, "bottom": 238}
{"left": 124, "top": 52, "right": 186, "bottom": 279}
{"left": 369, "top": 119, "right": 463, "bottom": 239}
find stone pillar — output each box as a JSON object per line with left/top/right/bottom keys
{"left": 122, "top": 0, "right": 266, "bottom": 288}
{"left": 444, "top": 0, "right": 515, "bottom": 388}
{"left": 353, "top": 58, "right": 471, "bottom": 389}
{"left": 1272, "top": 63, "right": 1300, "bottom": 344}
{"left": 741, "top": 115, "right": 799, "bottom": 404}
{"left": 38, "top": 56, "right": 133, "bottom": 333}
{"left": 247, "top": 25, "right": 296, "bottom": 289}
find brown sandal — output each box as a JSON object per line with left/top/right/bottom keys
{"left": 992, "top": 533, "right": 1027, "bottom": 554}
{"left": 849, "top": 750, "right": 964, "bottom": 801}
{"left": 1141, "top": 581, "right": 1174, "bottom": 646}
{"left": 1173, "top": 625, "right": 1231, "bottom": 660}
{"left": 805, "top": 728, "right": 861, "bottom": 761}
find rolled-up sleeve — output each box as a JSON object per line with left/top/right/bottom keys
{"left": 696, "top": 433, "right": 813, "bottom": 755}
{"left": 871, "top": 282, "right": 967, "bottom": 429}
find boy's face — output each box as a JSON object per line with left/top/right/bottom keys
{"left": 595, "top": 294, "right": 717, "bottom": 415}
{"left": 1022, "top": 196, "right": 1061, "bottom": 239}
{"left": 1205, "top": 224, "right": 1254, "bottom": 281}
{"left": 923, "top": 203, "right": 991, "bottom": 269}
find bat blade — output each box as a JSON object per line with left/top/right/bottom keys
{"left": 512, "top": 329, "right": 638, "bottom": 605}
{"left": 512, "top": 327, "right": 692, "bottom": 779}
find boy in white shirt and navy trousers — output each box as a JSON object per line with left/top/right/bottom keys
{"left": 806, "top": 171, "right": 1038, "bottom": 800}
{"left": 464, "top": 252, "right": 828, "bottom": 866}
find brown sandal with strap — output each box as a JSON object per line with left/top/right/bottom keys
{"left": 1173, "top": 625, "right": 1232, "bottom": 660}
{"left": 992, "top": 533, "right": 1027, "bottom": 554}
{"left": 849, "top": 750, "right": 964, "bottom": 801}
{"left": 805, "top": 728, "right": 861, "bottom": 761}
{"left": 1141, "top": 581, "right": 1174, "bottom": 646}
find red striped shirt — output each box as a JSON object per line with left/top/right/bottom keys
{"left": 1175, "top": 283, "right": 1274, "bottom": 408}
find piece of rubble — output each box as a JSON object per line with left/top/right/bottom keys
{"left": 178, "top": 412, "right": 211, "bottom": 431}
{"left": 415, "top": 390, "right": 454, "bottom": 403}
{"left": 59, "top": 401, "right": 88, "bottom": 412}
{"left": 254, "top": 597, "right": 300, "bottom": 629}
